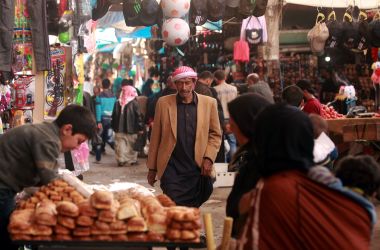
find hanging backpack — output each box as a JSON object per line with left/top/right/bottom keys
{"left": 325, "top": 10, "right": 343, "bottom": 49}
{"left": 369, "top": 12, "right": 380, "bottom": 47}
{"left": 239, "top": 0, "right": 268, "bottom": 18}
{"left": 355, "top": 10, "right": 370, "bottom": 52}
{"left": 252, "top": 0, "right": 268, "bottom": 17}
{"left": 341, "top": 7, "right": 369, "bottom": 52}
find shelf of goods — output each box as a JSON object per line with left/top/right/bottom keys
{"left": 9, "top": 175, "right": 205, "bottom": 249}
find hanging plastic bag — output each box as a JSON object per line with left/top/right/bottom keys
{"left": 71, "top": 141, "right": 90, "bottom": 176}
{"left": 307, "top": 12, "right": 329, "bottom": 54}
{"left": 233, "top": 40, "right": 250, "bottom": 62}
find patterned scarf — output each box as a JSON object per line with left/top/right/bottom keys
{"left": 119, "top": 85, "right": 137, "bottom": 110}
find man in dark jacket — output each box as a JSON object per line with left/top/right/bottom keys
{"left": 111, "top": 86, "right": 143, "bottom": 166}
{"left": 145, "top": 76, "right": 177, "bottom": 140}
{"left": 196, "top": 71, "right": 225, "bottom": 162}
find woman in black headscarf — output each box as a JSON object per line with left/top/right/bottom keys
{"left": 237, "top": 104, "right": 372, "bottom": 250}
{"left": 253, "top": 103, "right": 315, "bottom": 176}
{"left": 225, "top": 93, "right": 271, "bottom": 237}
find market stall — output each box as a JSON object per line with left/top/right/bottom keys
{"left": 325, "top": 115, "right": 380, "bottom": 158}
{"left": 9, "top": 172, "right": 206, "bottom": 249}
{"left": 327, "top": 117, "right": 380, "bottom": 142}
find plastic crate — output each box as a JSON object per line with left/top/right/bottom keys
{"left": 214, "top": 163, "right": 228, "bottom": 173}
{"left": 214, "top": 172, "right": 236, "bottom": 188}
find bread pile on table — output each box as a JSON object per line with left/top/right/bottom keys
{"left": 166, "top": 206, "right": 201, "bottom": 243}
{"left": 17, "top": 179, "right": 86, "bottom": 209}
{"left": 9, "top": 179, "right": 202, "bottom": 243}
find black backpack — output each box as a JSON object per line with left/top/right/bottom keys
{"left": 325, "top": 11, "right": 343, "bottom": 49}
{"left": 369, "top": 12, "right": 380, "bottom": 47}
{"left": 239, "top": 0, "right": 268, "bottom": 18}
{"left": 341, "top": 7, "right": 369, "bottom": 52}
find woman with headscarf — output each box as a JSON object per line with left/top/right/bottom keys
{"left": 236, "top": 104, "right": 373, "bottom": 250}
{"left": 111, "top": 86, "right": 143, "bottom": 166}
{"left": 225, "top": 93, "right": 271, "bottom": 237}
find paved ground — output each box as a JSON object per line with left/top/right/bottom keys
{"left": 82, "top": 147, "right": 380, "bottom": 249}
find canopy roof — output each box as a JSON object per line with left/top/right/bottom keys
{"left": 285, "top": 0, "right": 379, "bottom": 9}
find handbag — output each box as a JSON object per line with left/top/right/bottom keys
{"left": 233, "top": 40, "right": 250, "bottom": 62}
{"left": 245, "top": 16, "right": 263, "bottom": 45}
{"left": 307, "top": 12, "right": 329, "bottom": 54}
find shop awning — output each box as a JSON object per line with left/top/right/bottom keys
{"left": 285, "top": 0, "right": 379, "bottom": 9}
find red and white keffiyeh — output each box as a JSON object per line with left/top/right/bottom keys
{"left": 119, "top": 85, "right": 137, "bottom": 110}
{"left": 171, "top": 66, "right": 197, "bottom": 82}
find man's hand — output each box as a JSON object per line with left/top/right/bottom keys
{"left": 201, "top": 158, "right": 213, "bottom": 176}
{"left": 147, "top": 170, "right": 157, "bottom": 186}
{"left": 97, "top": 123, "right": 102, "bottom": 130}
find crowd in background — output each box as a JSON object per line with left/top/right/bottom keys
{"left": 80, "top": 65, "right": 380, "bottom": 249}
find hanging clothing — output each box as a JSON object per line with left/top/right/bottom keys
{"left": 114, "top": 133, "right": 138, "bottom": 164}
{"left": 240, "top": 15, "right": 268, "bottom": 43}
{"left": 0, "top": 0, "right": 51, "bottom": 71}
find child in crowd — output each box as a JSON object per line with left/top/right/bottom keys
{"left": 335, "top": 155, "right": 380, "bottom": 200}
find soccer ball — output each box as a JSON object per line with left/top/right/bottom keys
{"left": 161, "top": 0, "right": 190, "bottom": 18}
{"left": 162, "top": 18, "right": 190, "bottom": 46}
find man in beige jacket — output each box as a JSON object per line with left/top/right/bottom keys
{"left": 146, "top": 66, "right": 222, "bottom": 207}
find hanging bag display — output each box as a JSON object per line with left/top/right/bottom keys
{"left": 307, "top": 12, "right": 329, "bottom": 54}
{"left": 341, "top": 7, "right": 369, "bottom": 52}
{"left": 245, "top": 16, "right": 263, "bottom": 45}
{"left": 325, "top": 10, "right": 343, "bottom": 49}
{"left": 369, "top": 11, "right": 380, "bottom": 47}
{"left": 233, "top": 40, "right": 250, "bottom": 62}
{"left": 239, "top": 0, "right": 268, "bottom": 18}
{"left": 354, "top": 9, "right": 370, "bottom": 52}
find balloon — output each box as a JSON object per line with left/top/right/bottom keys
{"left": 161, "top": 18, "right": 190, "bottom": 46}
{"left": 161, "top": 0, "right": 190, "bottom": 18}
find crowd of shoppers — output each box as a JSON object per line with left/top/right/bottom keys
{"left": 1, "top": 64, "right": 380, "bottom": 249}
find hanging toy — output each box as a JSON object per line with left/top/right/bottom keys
{"left": 372, "top": 61, "right": 380, "bottom": 112}
{"left": 371, "top": 61, "right": 380, "bottom": 84}
{"left": 161, "top": 18, "right": 190, "bottom": 46}
{"left": 161, "top": 0, "right": 190, "bottom": 18}
{"left": 58, "top": 10, "right": 73, "bottom": 44}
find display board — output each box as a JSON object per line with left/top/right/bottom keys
{"left": 44, "top": 46, "right": 72, "bottom": 120}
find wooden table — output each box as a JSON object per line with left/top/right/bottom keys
{"left": 326, "top": 117, "right": 380, "bottom": 158}
{"left": 327, "top": 117, "right": 380, "bottom": 142}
